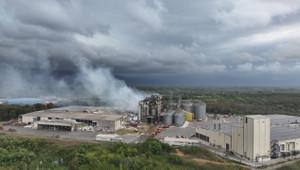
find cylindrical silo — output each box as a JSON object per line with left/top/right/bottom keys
{"left": 184, "top": 112, "right": 193, "bottom": 121}
{"left": 182, "top": 101, "right": 193, "bottom": 113}
{"left": 174, "top": 111, "right": 185, "bottom": 126}
{"left": 193, "top": 101, "right": 206, "bottom": 120}
{"left": 162, "top": 111, "right": 174, "bottom": 125}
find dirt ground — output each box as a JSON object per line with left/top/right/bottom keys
{"left": 175, "top": 149, "right": 249, "bottom": 169}
{"left": 175, "top": 149, "right": 224, "bottom": 165}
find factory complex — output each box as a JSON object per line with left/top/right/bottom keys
{"left": 138, "top": 96, "right": 300, "bottom": 163}
{"left": 139, "top": 95, "right": 206, "bottom": 126}
{"left": 18, "top": 95, "right": 300, "bottom": 164}
{"left": 193, "top": 114, "right": 300, "bottom": 162}
{"left": 21, "top": 106, "right": 127, "bottom": 132}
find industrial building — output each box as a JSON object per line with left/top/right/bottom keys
{"left": 159, "top": 100, "right": 206, "bottom": 127}
{"left": 138, "top": 94, "right": 207, "bottom": 127}
{"left": 160, "top": 110, "right": 191, "bottom": 127}
{"left": 195, "top": 114, "right": 300, "bottom": 162}
{"left": 21, "top": 106, "right": 127, "bottom": 132}
{"left": 193, "top": 101, "right": 206, "bottom": 120}
{"left": 138, "top": 95, "right": 162, "bottom": 122}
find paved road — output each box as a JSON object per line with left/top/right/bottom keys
{"left": 261, "top": 157, "right": 300, "bottom": 170}
{"left": 2, "top": 125, "right": 140, "bottom": 143}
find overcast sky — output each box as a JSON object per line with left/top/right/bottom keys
{"left": 1, "top": 0, "right": 300, "bottom": 88}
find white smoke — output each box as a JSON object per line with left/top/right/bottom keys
{"left": 77, "top": 65, "right": 147, "bottom": 111}
{"left": 0, "top": 63, "right": 147, "bottom": 112}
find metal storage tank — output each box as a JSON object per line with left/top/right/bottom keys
{"left": 162, "top": 111, "right": 174, "bottom": 125}
{"left": 182, "top": 101, "right": 193, "bottom": 113}
{"left": 173, "top": 111, "right": 185, "bottom": 126}
{"left": 184, "top": 112, "right": 193, "bottom": 121}
{"left": 193, "top": 101, "right": 206, "bottom": 120}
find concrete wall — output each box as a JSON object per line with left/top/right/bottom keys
{"left": 225, "top": 134, "right": 231, "bottom": 151}
{"left": 114, "top": 119, "right": 122, "bottom": 131}
{"left": 278, "top": 138, "right": 300, "bottom": 152}
{"left": 254, "top": 118, "right": 270, "bottom": 159}
{"left": 196, "top": 127, "right": 231, "bottom": 150}
{"left": 232, "top": 126, "right": 244, "bottom": 155}
{"left": 243, "top": 116, "right": 270, "bottom": 160}
{"left": 23, "top": 114, "right": 121, "bottom": 132}
{"left": 243, "top": 117, "right": 254, "bottom": 159}
{"left": 96, "top": 119, "right": 119, "bottom": 131}
{"left": 33, "top": 121, "right": 38, "bottom": 129}
{"left": 22, "top": 115, "right": 35, "bottom": 124}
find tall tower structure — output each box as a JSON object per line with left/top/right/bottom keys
{"left": 243, "top": 115, "right": 270, "bottom": 161}
{"left": 138, "top": 95, "right": 162, "bottom": 122}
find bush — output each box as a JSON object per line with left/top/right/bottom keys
{"left": 0, "top": 134, "right": 243, "bottom": 170}
{"left": 141, "top": 139, "right": 163, "bottom": 155}
{"left": 168, "top": 155, "right": 183, "bottom": 165}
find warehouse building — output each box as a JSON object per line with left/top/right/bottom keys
{"left": 269, "top": 115, "right": 300, "bottom": 158}
{"left": 21, "top": 106, "right": 127, "bottom": 132}
{"left": 196, "top": 114, "right": 300, "bottom": 162}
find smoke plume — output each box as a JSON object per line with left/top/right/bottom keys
{"left": 0, "top": 0, "right": 151, "bottom": 111}
{"left": 77, "top": 64, "right": 147, "bottom": 111}
{"left": 0, "top": 59, "right": 146, "bottom": 112}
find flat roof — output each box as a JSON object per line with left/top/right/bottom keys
{"left": 271, "top": 126, "right": 300, "bottom": 141}
{"left": 266, "top": 114, "right": 300, "bottom": 125}
{"left": 199, "top": 116, "right": 242, "bottom": 136}
{"left": 197, "top": 114, "right": 300, "bottom": 141}
{"left": 23, "top": 106, "right": 125, "bottom": 121}
{"left": 246, "top": 115, "right": 268, "bottom": 119}
{"left": 267, "top": 114, "right": 300, "bottom": 141}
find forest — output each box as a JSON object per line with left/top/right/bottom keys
{"left": 0, "top": 103, "right": 55, "bottom": 122}
{"left": 139, "top": 87, "right": 300, "bottom": 116}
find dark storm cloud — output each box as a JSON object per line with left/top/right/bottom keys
{"left": 1, "top": 0, "right": 300, "bottom": 93}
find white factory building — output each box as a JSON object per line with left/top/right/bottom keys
{"left": 196, "top": 114, "right": 300, "bottom": 162}
{"left": 21, "top": 106, "right": 127, "bottom": 132}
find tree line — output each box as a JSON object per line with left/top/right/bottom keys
{"left": 0, "top": 103, "right": 55, "bottom": 121}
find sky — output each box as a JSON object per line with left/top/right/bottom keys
{"left": 1, "top": 0, "right": 300, "bottom": 91}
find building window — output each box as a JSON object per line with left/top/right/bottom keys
{"left": 198, "top": 133, "right": 209, "bottom": 142}
{"left": 281, "top": 144, "right": 285, "bottom": 151}
{"left": 291, "top": 142, "right": 296, "bottom": 150}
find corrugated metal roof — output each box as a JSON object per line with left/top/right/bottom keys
{"left": 267, "top": 114, "right": 300, "bottom": 141}
{"left": 197, "top": 114, "right": 300, "bottom": 141}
